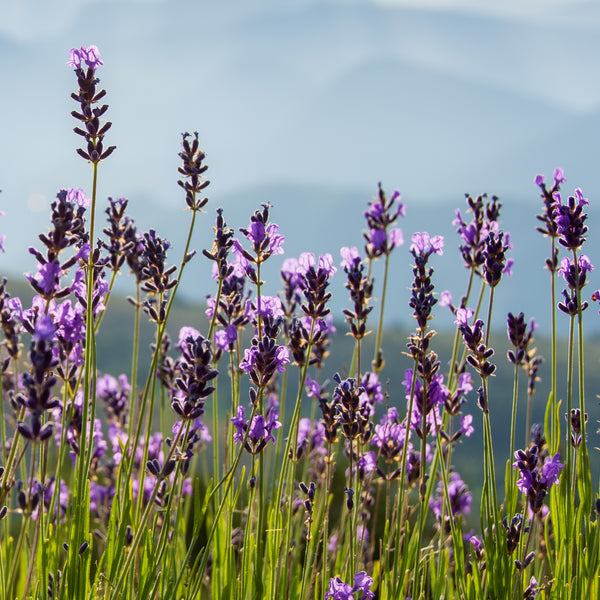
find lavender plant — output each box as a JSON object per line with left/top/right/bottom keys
{"left": 0, "top": 45, "right": 599, "bottom": 600}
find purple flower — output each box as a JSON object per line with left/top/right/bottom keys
{"left": 178, "top": 326, "right": 201, "bottom": 350}
{"left": 454, "top": 195, "right": 501, "bottom": 272}
{"left": 364, "top": 184, "right": 405, "bottom": 259}
{"left": 67, "top": 45, "right": 103, "bottom": 70}
{"left": 205, "top": 297, "right": 217, "bottom": 319}
{"left": 296, "top": 418, "right": 312, "bottom": 449}
{"left": 460, "top": 414, "right": 475, "bottom": 437}
{"left": 231, "top": 405, "right": 281, "bottom": 453}
{"left": 298, "top": 252, "right": 316, "bottom": 273}
{"left": 513, "top": 446, "right": 564, "bottom": 513}
{"left": 26, "top": 259, "right": 62, "bottom": 296}
{"left": 64, "top": 187, "right": 90, "bottom": 207}
{"left": 281, "top": 257, "right": 303, "bottom": 292}
{"left": 318, "top": 253, "right": 337, "bottom": 277}
{"left": 214, "top": 324, "right": 237, "bottom": 351}
{"left": 240, "top": 346, "right": 259, "bottom": 374}
{"left": 553, "top": 188, "right": 589, "bottom": 250}
{"left": 240, "top": 337, "right": 289, "bottom": 385}
{"left": 325, "top": 572, "right": 375, "bottom": 600}
{"left": 454, "top": 306, "right": 473, "bottom": 326}
{"left": 97, "top": 373, "right": 130, "bottom": 421}
{"left": 541, "top": 452, "right": 564, "bottom": 486}
{"left": 359, "top": 371, "right": 384, "bottom": 415}
{"left": 305, "top": 374, "right": 322, "bottom": 399}
{"left": 369, "top": 228, "right": 387, "bottom": 251}
{"left": 456, "top": 372, "right": 473, "bottom": 396}
{"left": 403, "top": 369, "right": 449, "bottom": 431}
{"left": 410, "top": 232, "right": 444, "bottom": 256}
{"left": 558, "top": 255, "right": 593, "bottom": 277}
{"left": 591, "top": 289, "right": 600, "bottom": 314}
{"left": 430, "top": 471, "right": 472, "bottom": 522}
{"left": 266, "top": 223, "right": 285, "bottom": 255}
{"left": 255, "top": 295, "right": 285, "bottom": 320}
{"left": 558, "top": 256, "right": 594, "bottom": 310}
{"left": 340, "top": 246, "right": 360, "bottom": 270}
{"left": 388, "top": 227, "right": 404, "bottom": 249}
{"left": 33, "top": 314, "right": 56, "bottom": 342}
{"left": 274, "top": 346, "right": 290, "bottom": 372}
{"left": 439, "top": 290, "right": 452, "bottom": 307}
{"left": 357, "top": 451, "right": 377, "bottom": 474}
{"left": 371, "top": 409, "right": 410, "bottom": 460}
{"left": 67, "top": 48, "right": 83, "bottom": 69}
{"left": 240, "top": 216, "right": 285, "bottom": 256}
{"left": 53, "top": 299, "right": 85, "bottom": 346}
{"left": 247, "top": 221, "right": 265, "bottom": 244}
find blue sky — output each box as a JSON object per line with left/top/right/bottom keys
{"left": 2, "top": 0, "right": 600, "bottom": 327}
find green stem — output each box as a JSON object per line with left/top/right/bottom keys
{"left": 508, "top": 362, "right": 520, "bottom": 516}
{"left": 373, "top": 252, "right": 391, "bottom": 372}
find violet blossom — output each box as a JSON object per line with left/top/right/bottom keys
{"left": 513, "top": 445, "right": 564, "bottom": 513}
{"left": 231, "top": 405, "right": 281, "bottom": 454}
{"left": 325, "top": 571, "right": 375, "bottom": 600}
{"left": 430, "top": 471, "right": 472, "bottom": 524}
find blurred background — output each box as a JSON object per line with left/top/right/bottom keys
{"left": 3, "top": 0, "right": 600, "bottom": 506}
{"left": 2, "top": 0, "right": 600, "bottom": 331}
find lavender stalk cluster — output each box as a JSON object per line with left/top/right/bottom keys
{"left": 513, "top": 444, "right": 564, "bottom": 514}
{"left": 234, "top": 203, "right": 285, "bottom": 282}
{"left": 204, "top": 210, "right": 249, "bottom": 356}
{"left": 67, "top": 45, "right": 115, "bottom": 164}
{"left": 340, "top": 247, "right": 373, "bottom": 342}
{"left": 535, "top": 169, "right": 565, "bottom": 273}
{"left": 171, "top": 328, "right": 218, "bottom": 421}
{"left": 407, "top": 232, "right": 443, "bottom": 331}
{"left": 15, "top": 320, "right": 60, "bottom": 443}
{"left": 178, "top": 132, "right": 210, "bottom": 212}
{"left": 282, "top": 252, "right": 337, "bottom": 367}
{"left": 453, "top": 193, "right": 501, "bottom": 278}
{"left": 363, "top": 183, "right": 404, "bottom": 259}
{"left": 333, "top": 374, "right": 372, "bottom": 444}
{"left": 101, "top": 197, "right": 138, "bottom": 274}
{"left": 26, "top": 188, "right": 89, "bottom": 302}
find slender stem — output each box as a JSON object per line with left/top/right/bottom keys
{"left": 373, "top": 252, "right": 391, "bottom": 372}
{"left": 550, "top": 238, "right": 559, "bottom": 454}
{"left": 447, "top": 266, "right": 476, "bottom": 389}
{"left": 508, "top": 362, "right": 520, "bottom": 516}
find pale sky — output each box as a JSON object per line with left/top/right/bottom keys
{"left": 2, "top": 0, "right": 600, "bottom": 327}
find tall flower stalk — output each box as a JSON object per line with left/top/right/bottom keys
{"left": 4, "top": 47, "right": 600, "bottom": 600}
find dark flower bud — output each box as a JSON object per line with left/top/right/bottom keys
{"left": 163, "top": 459, "right": 176, "bottom": 477}
{"left": 146, "top": 459, "right": 161, "bottom": 477}
{"left": 78, "top": 542, "right": 89, "bottom": 555}
{"left": 17, "top": 489, "right": 27, "bottom": 511}
{"left": 125, "top": 525, "right": 134, "bottom": 546}
{"left": 344, "top": 487, "right": 354, "bottom": 511}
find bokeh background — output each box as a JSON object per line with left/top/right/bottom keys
{"left": 2, "top": 0, "right": 600, "bottom": 332}
{"left": 3, "top": 0, "right": 600, "bottom": 512}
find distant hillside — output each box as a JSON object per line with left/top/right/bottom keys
{"left": 5, "top": 179, "right": 600, "bottom": 339}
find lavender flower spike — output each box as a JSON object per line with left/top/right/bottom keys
{"left": 325, "top": 571, "right": 375, "bottom": 600}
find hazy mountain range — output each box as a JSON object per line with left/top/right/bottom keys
{"left": 3, "top": 0, "right": 600, "bottom": 336}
